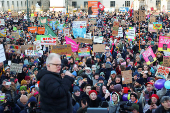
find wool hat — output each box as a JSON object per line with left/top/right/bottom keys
{"left": 28, "top": 96, "right": 37, "bottom": 104}
{"left": 20, "top": 86, "right": 27, "bottom": 91}
{"left": 73, "top": 86, "right": 80, "bottom": 93}
{"left": 133, "top": 71, "right": 140, "bottom": 77}
{"left": 130, "top": 93, "right": 138, "bottom": 99}
{"left": 21, "top": 80, "right": 27, "bottom": 85}
{"left": 149, "top": 77, "right": 156, "bottom": 82}
{"left": 30, "top": 85, "right": 35, "bottom": 92}
{"left": 145, "top": 82, "right": 154, "bottom": 86}
{"left": 5, "top": 66, "right": 10, "bottom": 71}
{"left": 98, "top": 76, "right": 104, "bottom": 81}
{"left": 72, "top": 71, "right": 77, "bottom": 77}
{"left": 33, "top": 68, "right": 38, "bottom": 73}
{"left": 23, "top": 64, "right": 27, "bottom": 68}
{"left": 136, "top": 78, "right": 144, "bottom": 85}
{"left": 25, "top": 76, "right": 30, "bottom": 80}
{"left": 76, "top": 76, "right": 83, "bottom": 85}
{"left": 111, "top": 70, "right": 116, "bottom": 75}
{"left": 89, "top": 90, "right": 97, "bottom": 95}
{"left": 151, "top": 94, "right": 159, "bottom": 100}
{"left": 114, "top": 84, "right": 122, "bottom": 93}
{"left": 132, "top": 103, "right": 139, "bottom": 112}
{"left": 100, "top": 72, "right": 105, "bottom": 76}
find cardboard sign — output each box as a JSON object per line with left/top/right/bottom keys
{"left": 93, "top": 44, "right": 105, "bottom": 52}
{"left": 64, "top": 28, "right": 70, "bottom": 37}
{"left": 51, "top": 44, "right": 72, "bottom": 55}
{"left": 126, "top": 27, "right": 136, "bottom": 41}
{"left": 21, "top": 45, "right": 35, "bottom": 53}
{"left": 112, "top": 21, "right": 119, "bottom": 36}
{"left": 41, "top": 37, "right": 57, "bottom": 45}
{"left": 163, "top": 56, "right": 170, "bottom": 67}
{"left": 93, "top": 36, "right": 103, "bottom": 43}
{"left": 6, "top": 45, "right": 21, "bottom": 54}
{"left": 155, "top": 65, "right": 170, "bottom": 79}
{"left": 134, "top": 10, "right": 145, "bottom": 22}
{"left": 11, "top": 32, "right": 20, "bottom": 40}
{"left": 122, "top": 70, "right": 132, "bottom": 84}
{"left": 33, "top": 40, "right": 42, "bottom": 50}
{"left": 11, "top": 12, "right": 18, "bottom": 17}
{"left": 90, "top": 18, "right": 97, "bottom": 24}
{"left": 150, "top": 16, "right": 156, "bottom": 23}
{"left": 28, "top": 27, "right": 37, "bottom": 33}
{"left": 37, "top": 27, "right": 45, "bottom": 34}
{"left": 148, "top": 24, "right": 157, "bottom": 32}
{"left": 0, "top": 44, "right": 6, "bottom": 63}
{"left": 0, "top": 19, "right": 5, "bottom": 26}
{"left": 76, "top": 38, "right": 92, "bottom": 44}
{"left": 78, "top": 47, "right": 90, "bottom": 57}
{"left": 158, "top": 36, "right": 170, "bottom": 52}
{"left": 142, "top": 46, "right": 157, "bottom": 65}
{"left": 10, "top": 63, "right": 23, "bottom": 73}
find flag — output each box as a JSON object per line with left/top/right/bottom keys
{"left": 98, "top": 2, "right": 105, "bottom": 11}
{"left": 45, "top": 24, "right": 57, "bottom": 37}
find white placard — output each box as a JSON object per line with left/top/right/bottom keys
{"left": 0, "top": 44, "right": 6, "bottom": 63}
{"left": 84, "top": 33, "right": 92, "bottom": 39}
{"left": 10, "top": 63, "right": 23, "bottom": 73}
{"left": 116, "top": 27, "right": 123, "bottom": 37}
{"left": 34, "top": 40, "right": 42, "bottom": 50}
{"left": 0, "top": 19, "right": 5, "bottom": 26}
{"left": 93, "top": 36, "right": 103, "bottom": 43}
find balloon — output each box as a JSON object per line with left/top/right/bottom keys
{"left": 154, "top": 79, "right": 166, "bottom": 89}
{"left": 122, "top": 94, "right": 128, "bottom": 101}
{"left": 127, "top": 94, "right": 130, "bottom": 100}
{"left": 164, "top": 81, "right": 170, "bottom": 89}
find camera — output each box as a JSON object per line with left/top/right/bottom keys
{"left": 26, "top": 102, "right": 41, "bottom": 113}
{"left": 119, "top": 101, "right": 133, "bottom": 113}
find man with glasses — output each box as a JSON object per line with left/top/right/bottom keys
{"left": 36, "top": 53, "right": 75, "bottom": 113}
{"left": 155, "top": 96, "right": 170, "bottom": 113}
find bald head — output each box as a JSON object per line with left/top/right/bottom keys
{"left": 20, "top": 95, "right": 28, "bottom": 105}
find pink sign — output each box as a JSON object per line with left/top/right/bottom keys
{"left": 65, "top": 36, "right": 79, "bottom": 52}
{"left": 142, "top": 46, "right": 157, "bottom": 65}
{"left": 158, "top": 36, "right": 170, "bottom": 52}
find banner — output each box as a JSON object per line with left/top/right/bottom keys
{"left": 116, "top": 27, "right": 123, "bottom": 37}
{"left": 163, "top": 56, "right": 170, "bottom": 67}
{"left": 25, "top": 50, "right": 43, "bottom": 57}
{"left": 37, "top": 27, "right": 45, "bottom": 34}
{"left": 0, "top": 19, "right": 5, "bottom": 26}
{"left": 121, "top": 70, "right": 132, "bottom": 84}
{"left": 45, "top": 24, "right": 57, "bottom": 37}
{"left": 88, "top": 1, "right": 98, "bottom": 17}
{"left": 93, "top": 36, "right": 103, "bottom": 43}
{"left": 93, "top": 44, "right": 105, "bottom": 52}
{"left": 72, "top": 21, "right": 86, "bottom": 38}
{"left": 28, "top": 27, "right": 37, "bottom": 33}
{"left": 155, "top": 65, "right": 170, "bottom": 79}
{"left": 41, "top": 37, "right": 57, "bottom": 45}
{"left": 10, "top": 63, "right": 23, "bottom": 73}
{"left": 36, "top": 35, "right": 50, "bottom": 41}
{"left": 0, "top": 27, "right": 6, "bottom": 37}
{"left": 142, "top": 46, "right": 157, "bottom": 65}
{"left": 153, "top": 22, "right": 162, "bottom": 29}
{"left": 126, "top": 27, "right": 136, "bottom": 41}
{"left": 40, "top": 17, "right": 48, "bottom": 25}
{"left": 98, "top": 2, "right": 105, "bottom": 11}
{"left": 158, "top": 36, "right": 170, "bottom": 52}
{"left": 76, "top": 38, "right": 92, "bottom": 44}
{"left": 78, "top": 47, "right": 90, "bottom": 57}
{"left": 6, "top": 45, "right": 21, "bottom": 54}
{"left": 11, "top": 32, "right": 20, "bottom": 40}
{"left": 65, "top": 36, "right": 79, "bottom": 52}
{"left": 148, "top": 24, "right": 157, "bottom": 32}
{"left": 51, "top": 44, "right": 72, "bottom": 55}
{"left": 64, "top": 28, "right": 70, "bottom": 37}
{"left": 0, "top": 44, "right": 6, "bottom": 63}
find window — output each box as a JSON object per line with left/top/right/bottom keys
{"left": 21, "top": 1, "right": 23, "bottom": 7}
{"left": 25, "top": 1, "right": 26, "bottom": 6}
{"left": 17, "top": 1, "right": 18, "bottom": 7}
{"left": 29, "top": 1, "right": 30, "bottom": 7}
{"left": 84, "top": 1, "right": 88, "bottom": 8}
{"left": 156, "top": 0, "right": 161, "bottom": 10}
{"left": 7, "top": 1, "right": 9, "bottom": 8}
{"left": 110, "top": 1, "right": 115, "bottom": 7}
{"left": 12, "top": 1, "right": 14, "bottom": 6}
{"left": 32, "top": 1, "right": 33, "bottom": 5}
{"left": 2, "top": 1, "right": 4, "bottom": 7}
{"left": 72, "top": 1, "right": 77, "bottom": 8}
{"left": 125, "top": 1, "right": 130, "bottom": 7}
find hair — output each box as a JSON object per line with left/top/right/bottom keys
{"left": 46, "top": 53, "right": 60, "bottom": 66}
{"left": 85, "top": 84, "right": 91, "bottom": 89}
{"left": 160, "top": 96, "right": 170, "bottom": 103}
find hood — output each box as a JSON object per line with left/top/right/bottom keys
{"left": 36, "top": 69, "right": 61, "bottom": 81}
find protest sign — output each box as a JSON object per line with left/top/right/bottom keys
{"left": 150, "top": 16, "right": 156, "bottom": 23}
{"left": 51, "top": 44, "right": 72, "bottom": 55}
{"left": 84, "top": 33, "right": 92, "bottom": 39}
{"left": 10, "top": 63, "right": 23, "bottom": 73}
{"left": 11, "top": 32, "right": 20, "bottom": 40}
{"left": 21, "top": 45, "right": 35, "bottom": 53}
{"left": 28, "top": 27, "right": 37, "bottom": 33}
{"left": 93, "top": 36, "right": 103, "bottom": 43}
{"left": 112, "top": 21, "right": 119, "bottom": 36}
{"left": 36, "top": 35, "right": 50, "bottom": 41}
{"left": 78, "top": 47, "right": 91, "bottom": 57}
{"left": 0, "top": 44, "right": 6, "bottom": 63}
{"left": 116, "top": 27, "right": 123, "bottom": 37}
{"left": 0, "top": 93, "right": 5, "bottom": 101}
{"left": 142, "top": 46, "right": 157, "bottom": 65}
{"left": 33, "top": 40, "right": 42, "bottom": 50}
{"left": 25, "top": 50, "right": 43, "bottom": 57}
{"left": 90, "top": 18, "right": 97, "bottom": 24}
{"left": 155, "top": 65, "right": 170, "bottom": 79}
{"left": 40, "top": 17, "right": 48, "bottom": 25}
{"left": 72, "top": 21, "right": 86, "bottom": 38}
{"left": 134, "top": 10, "right": 145, "bottom": 22}
{"left": 153, "top": 22, "right": 162, "bottom": 29}
{"left": 11, "top": 12, "right": 18, "bottom": 17}
{"left": 76, "top": 38, "right": 92, "bottom": 44}
{"left": 0, "top": 27, "right": 6, "bottom": 37}
{"left": 148, "top": 24, "right": 157, "bottom": 32}
{"left": 126, "top": 27, "right": 136, "bottom": 41}
{"left": 93, "top": 44, "right": 105, "bottom": 52}
{"left": 0, "top": 19, "right": 5, "bottom": 26}
{"left": 64, "top": 28, "right": 70, "bottom": 37}
{"left": 121, "top": 70, "right": 132, "bottom": 84}
{"left": 158, "top": 36, "right": 170, "bottom": 52}
{"left": 41, "top": 37, "right": 57, "bottom": 45}
{"left": 164, "top": 51, "right": 170, "bottom": 56}
{"left": 163, "top": 56, "right": 170, "bottom": 67}
{"left": 37, "top": 27, "right": 45, "bottom": 34}
{"left": 88, "top": 1, "right": 98, "bottom": 17}
{"left": 65, "top": 36, "right": 79, "bottom": 52}
{"left": 6, "top": 45, "right": 21, "bottom": 54}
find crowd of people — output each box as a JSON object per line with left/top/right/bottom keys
{"left": 0, "top": 9, "right": 170, "bottom": 113}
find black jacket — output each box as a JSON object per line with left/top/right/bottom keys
{"left": 155, "top": 105, "right": 170, "bottom": 113}
{"left": 36, "top": 69, "right": 74, "bottom": 113}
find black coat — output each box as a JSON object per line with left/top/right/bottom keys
{"left": 36, "top": 69, "right": 74, "bottom": 113}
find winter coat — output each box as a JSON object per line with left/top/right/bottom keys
{"left": 143, "top": 104, "right": 157, "bottom": 113}
{"left": 36, "top": 69, "right": 74, "bottom": 113}
{"left": 0, "top": 103, "right": 21, "bottom": 113}
{"left": 155, "top": 105, "right": 170, "bottom": 113}
{"left": 88, "top": 97, "right": 101, "bottom": 107}
{"left": 108, "top": 101, "right": 120, "bottom": 113}
{"left": 14, "top": 91, "right": 28, "bottom": 103}
{"left": 17, "top": 98, "right": 27, "bottom": 110}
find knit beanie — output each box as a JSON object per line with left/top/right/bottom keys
{"left": 73, "top": 86, "right": 80, "bottom": 93}
{"left": 132, "top": 103, "right": 139, "bottom": 112}
{"left": 25, "top": 76, "right": 30, "bottom": 80}
{"left": 28, "top": 96, "right": 37, "bottom": 104}
{"left": 113, "top": 84, "right": 122, "bottom": 93}
{"left": 21, "top": 80, "right": 27, "bottom": 86}
{"left": 20, "top": 86, "right": 27, "bottom": 91}
{"left": 89, "top": 90, "right": 97, "bottom": 95}
{"left": 151, "top": 94, "right": 159, "bottom": 100}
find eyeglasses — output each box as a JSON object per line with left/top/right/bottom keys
{"left": 50, "top": 63, "right": 62, "bottom": 67}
